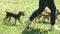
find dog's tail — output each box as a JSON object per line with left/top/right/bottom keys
{"left": 5, "top": 10, "right": 9, "bottom": 13}
{"left": 5, "top": 10, "right": 10, "bottom": 14}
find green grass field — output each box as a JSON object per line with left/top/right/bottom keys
{"left": 0, "top": 0, "right": 60, "bottom": 34}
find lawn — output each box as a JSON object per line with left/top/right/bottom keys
{"left": 0, "top": 0, "right": 60, "bottom": 34}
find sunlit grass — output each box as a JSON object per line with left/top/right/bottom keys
{"left": 0, "top": 0, "right": 60, "bottom": 34}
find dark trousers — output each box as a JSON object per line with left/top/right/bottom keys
{"left": 29, "top": 0, "right": 56, "bottom": 25}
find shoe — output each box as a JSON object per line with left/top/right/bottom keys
{"left": 50, "top": 24, "right": 60, "bottom": 30}
{"left": 24, "top": 18, "right": 32, "bottom": 28}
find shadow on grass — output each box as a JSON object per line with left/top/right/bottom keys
{"left": 22, "top": 27, "right": 49, "bottom": 34}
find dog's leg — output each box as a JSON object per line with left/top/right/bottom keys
{"left": 34, "top": 18, "right": 37, "bottom": 23}
{"left": 18, "top": 18, "right": 22, "bottom": 24}
{"left": 47, "top": 16, "right": 50, "bottom": 21}
{"left": 55, "top": 15, "right": 59, "bottom": 24}
{"left": 13, "top": 19, "right": 17, "bottom": 26}
{"left": 9, "top": 17, "right": 11, "bottom": 21}
{"left": 38, "top": 16, "right": 41, "bottom": 23}
{"left": 3, "top": 16, "right": 8, "bottom": 20}
{"left": 2, "top": 16, "right": 8, "bottom": 23}
{"left": 43, "top": 16, "right": 45, "bottom": 23}
{"left": 46, "top": 16, "right": 50, "bottom": 23}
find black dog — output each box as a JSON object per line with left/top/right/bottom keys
{"left": 3, "top": 11, "right": 25, "bottom": 25}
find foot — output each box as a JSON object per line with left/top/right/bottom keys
{"left": 50, "top": 24, "right": 60, "bottom": 30}
{"left": 24, "top": 18, "right": 32, "bottom": 28}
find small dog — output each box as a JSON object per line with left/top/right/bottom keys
{"left": 35, "top": 9, "right": 60, "bottom": 23}
{"left": 35, "top": 9, "right": 50, "bottom": 21}
{"left": 3, "top": 10, "right": 25, "bottom": 25}
{"left": 42, "top": 10, "right": 50, "bottom": 22}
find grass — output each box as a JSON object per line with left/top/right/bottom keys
{"left": 0, "top": 0, "right": 60, "bottom": 34}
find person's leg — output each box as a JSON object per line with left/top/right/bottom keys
{"left": 29, "top": 0, "right": 46, "bottom": 21}
{"left": 24, "top": 0, "right": 46, "bottom": 28}
{"left": 47, "top": 0, "right": 60, "bottom": 30}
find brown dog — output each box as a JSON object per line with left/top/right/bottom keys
{"left": 35, "top": 9, "right": 50, "bottom": 21}
{"left": 35, "top": 9, "right": 60, "bottom": 23}
{"left": 3, "top": 10, "right": 25, "bottom": 25}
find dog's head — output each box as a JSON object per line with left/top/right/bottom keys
{"left": 18, "top": 11, "right": 25, "bottom": 16}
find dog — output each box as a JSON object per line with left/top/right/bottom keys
{"left": 3, "top": 10, "right": 25, "bottom": 25}
{"left": 35, "top": 9, "right": 50, "bottom": 22}
{"left": 35, "top": 9, "right": 60, "bottom": 23}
